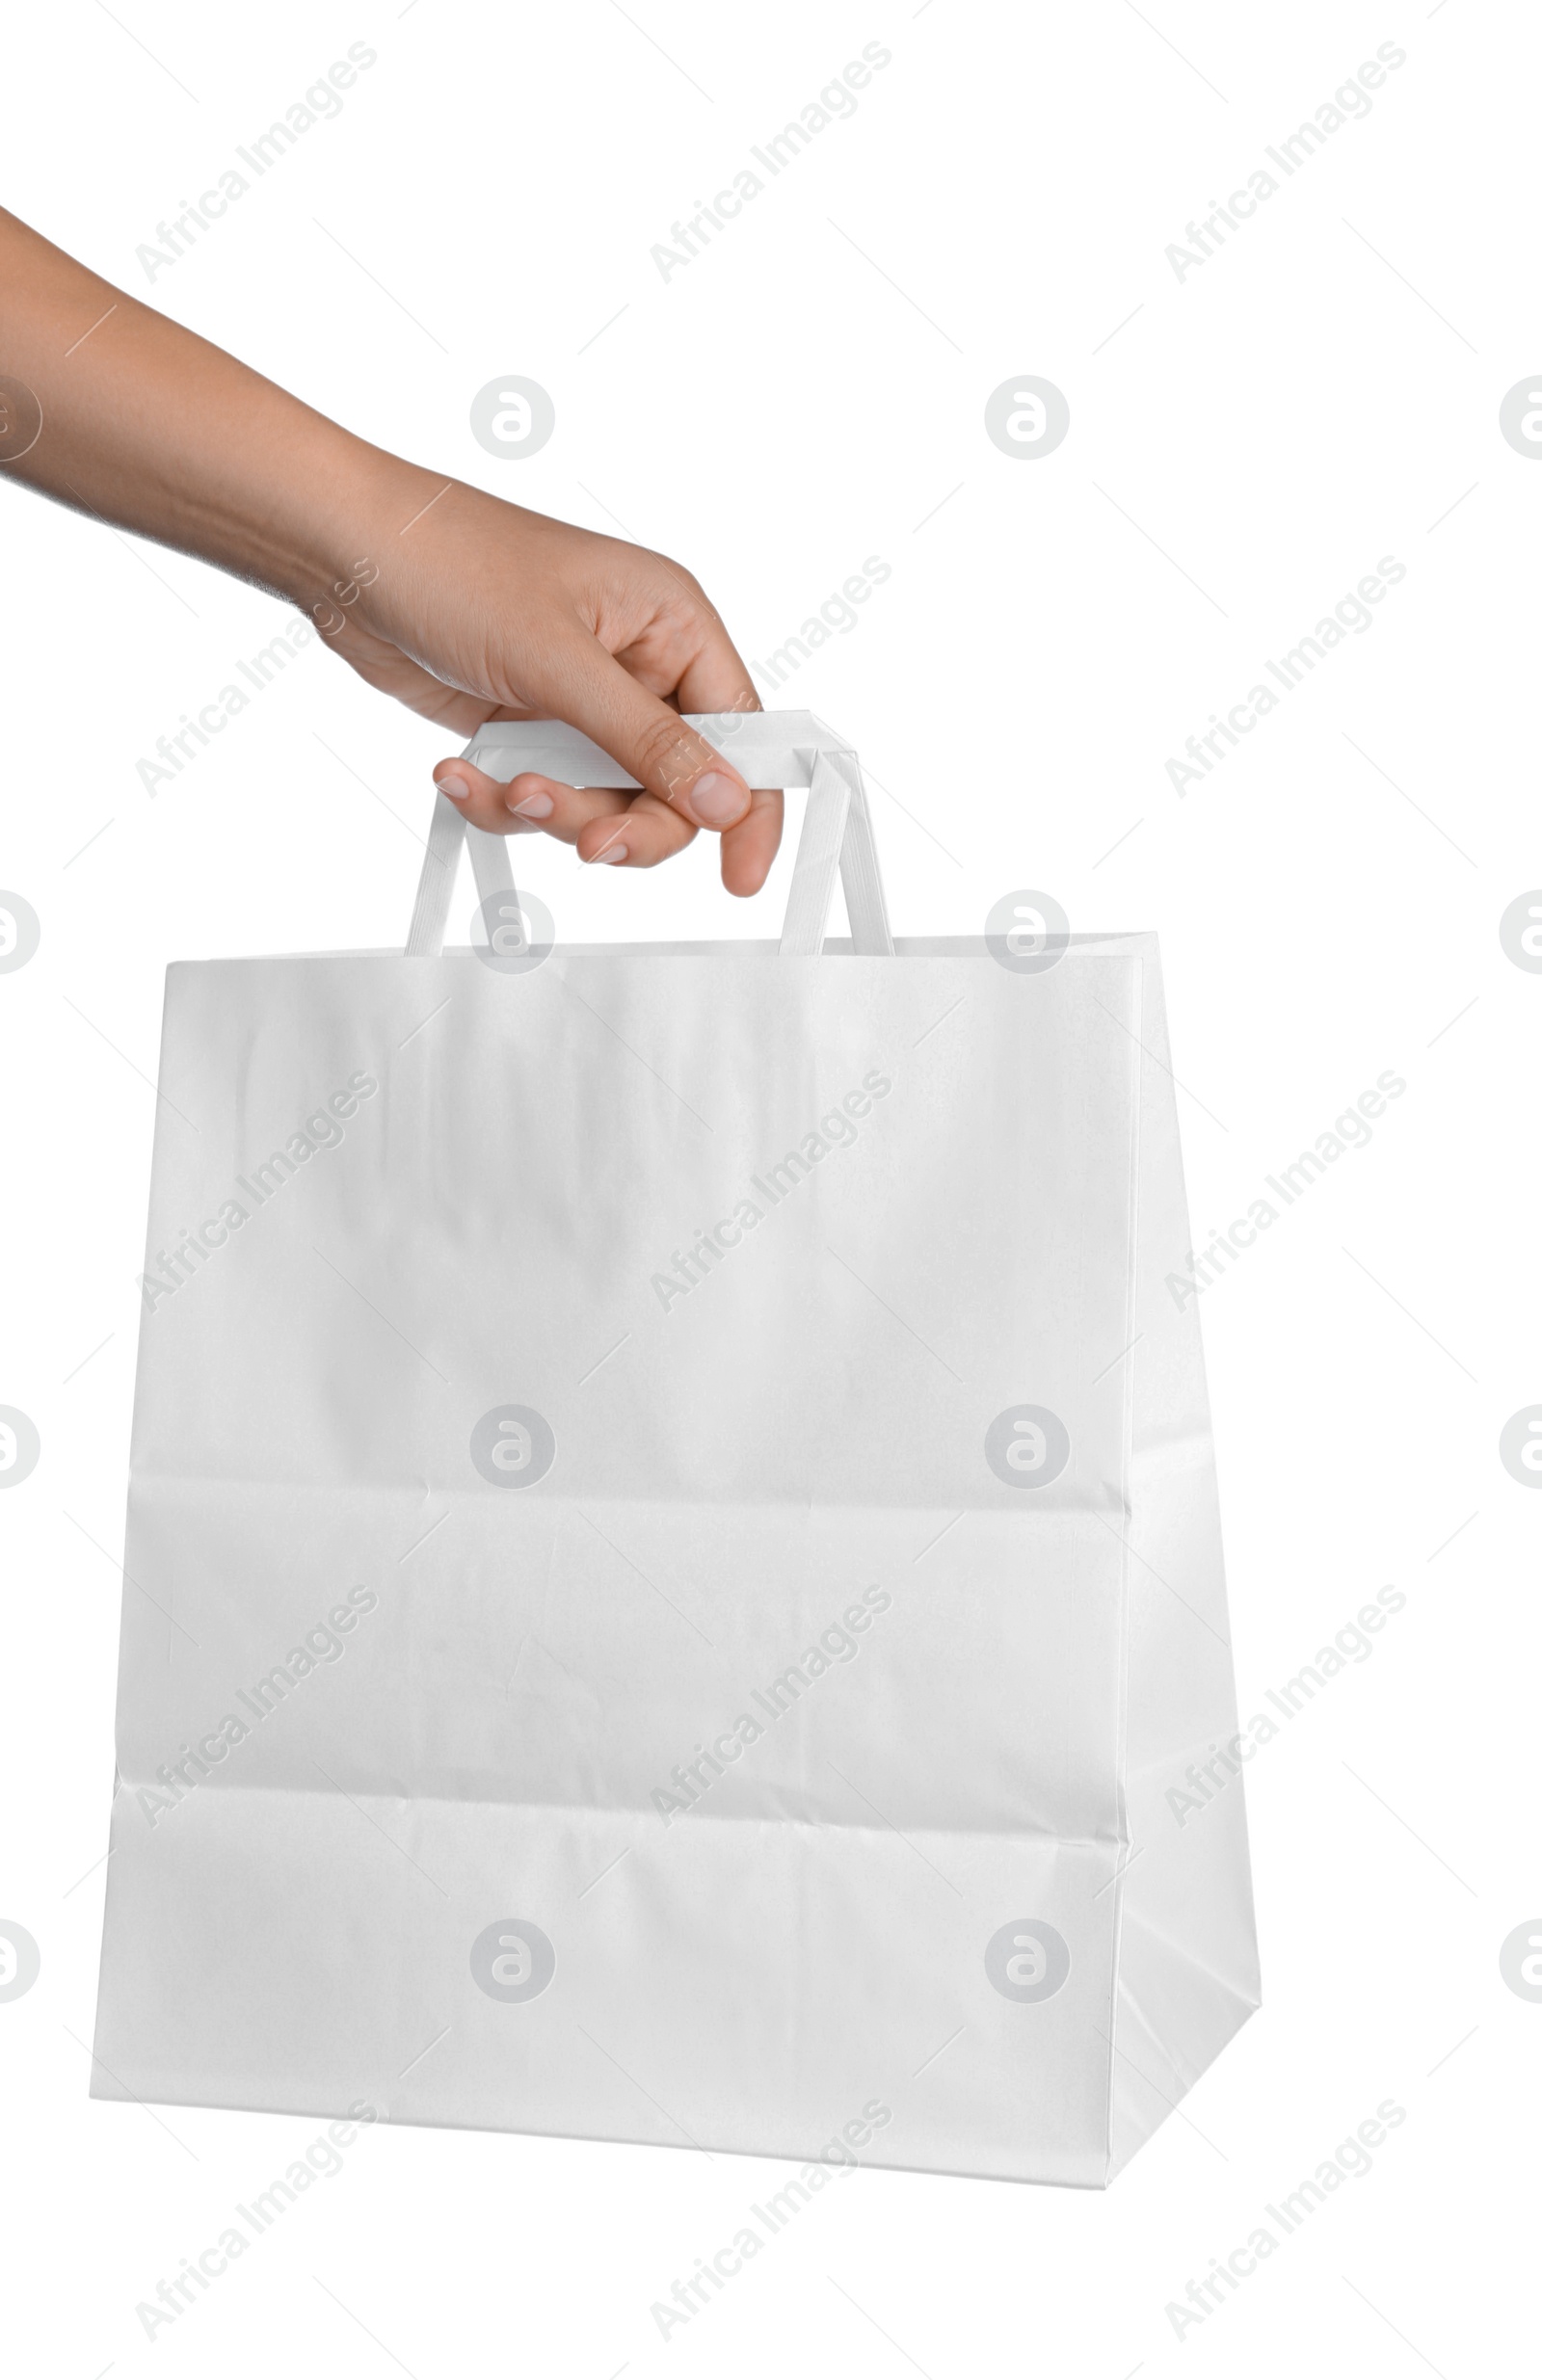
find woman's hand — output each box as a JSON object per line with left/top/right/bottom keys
{"left": 322, "top": 485, "right": 781, "bottom": 892}
{"left": 0, "top": 206, "right": 782, "bottom": 893}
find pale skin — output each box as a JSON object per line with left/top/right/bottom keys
{"left": 0, "top": 208, "right": 782, "bottom": 889}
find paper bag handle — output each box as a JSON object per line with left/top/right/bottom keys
{"left": 403, "top": 710, "right": 892, "bottom": 960}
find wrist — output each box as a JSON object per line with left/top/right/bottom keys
{"left": 271, "top": 434, "right": 438, "bottom": 635}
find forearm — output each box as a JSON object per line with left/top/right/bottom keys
{"left": 0, "top": 206, "right": 431, "bottom": 614}
{"left": 1, "top": 204, "right": 769, "bottom": 876}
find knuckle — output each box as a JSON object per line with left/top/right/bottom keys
{"left": 632, "top": 712, "right": 703, "bottom": 800}
{"left": 651, "top": 547, "right": 705, "bottom": 601}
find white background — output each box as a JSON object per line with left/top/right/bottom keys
{"left": 1, "top": 0, "right": 1537, "bottom": 2372}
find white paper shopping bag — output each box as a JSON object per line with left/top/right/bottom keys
{"left": 93, "top": 710, "right": 1258, "bottom": 2185}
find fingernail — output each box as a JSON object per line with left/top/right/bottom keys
{"left": 588, "top": 842, "right": 626, "bottom": 865}
{"left": 437, "top": 771, "right": 470, "bottom": 801}
{"left": 508, "top": 791, "right": 553, "bottom": 819}
{"left": 687, "top": 770, "right": 746, "bottom": 829}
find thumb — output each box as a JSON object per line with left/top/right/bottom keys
{"left": 548, "top": 639, "right": 754, "bottom": 832}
